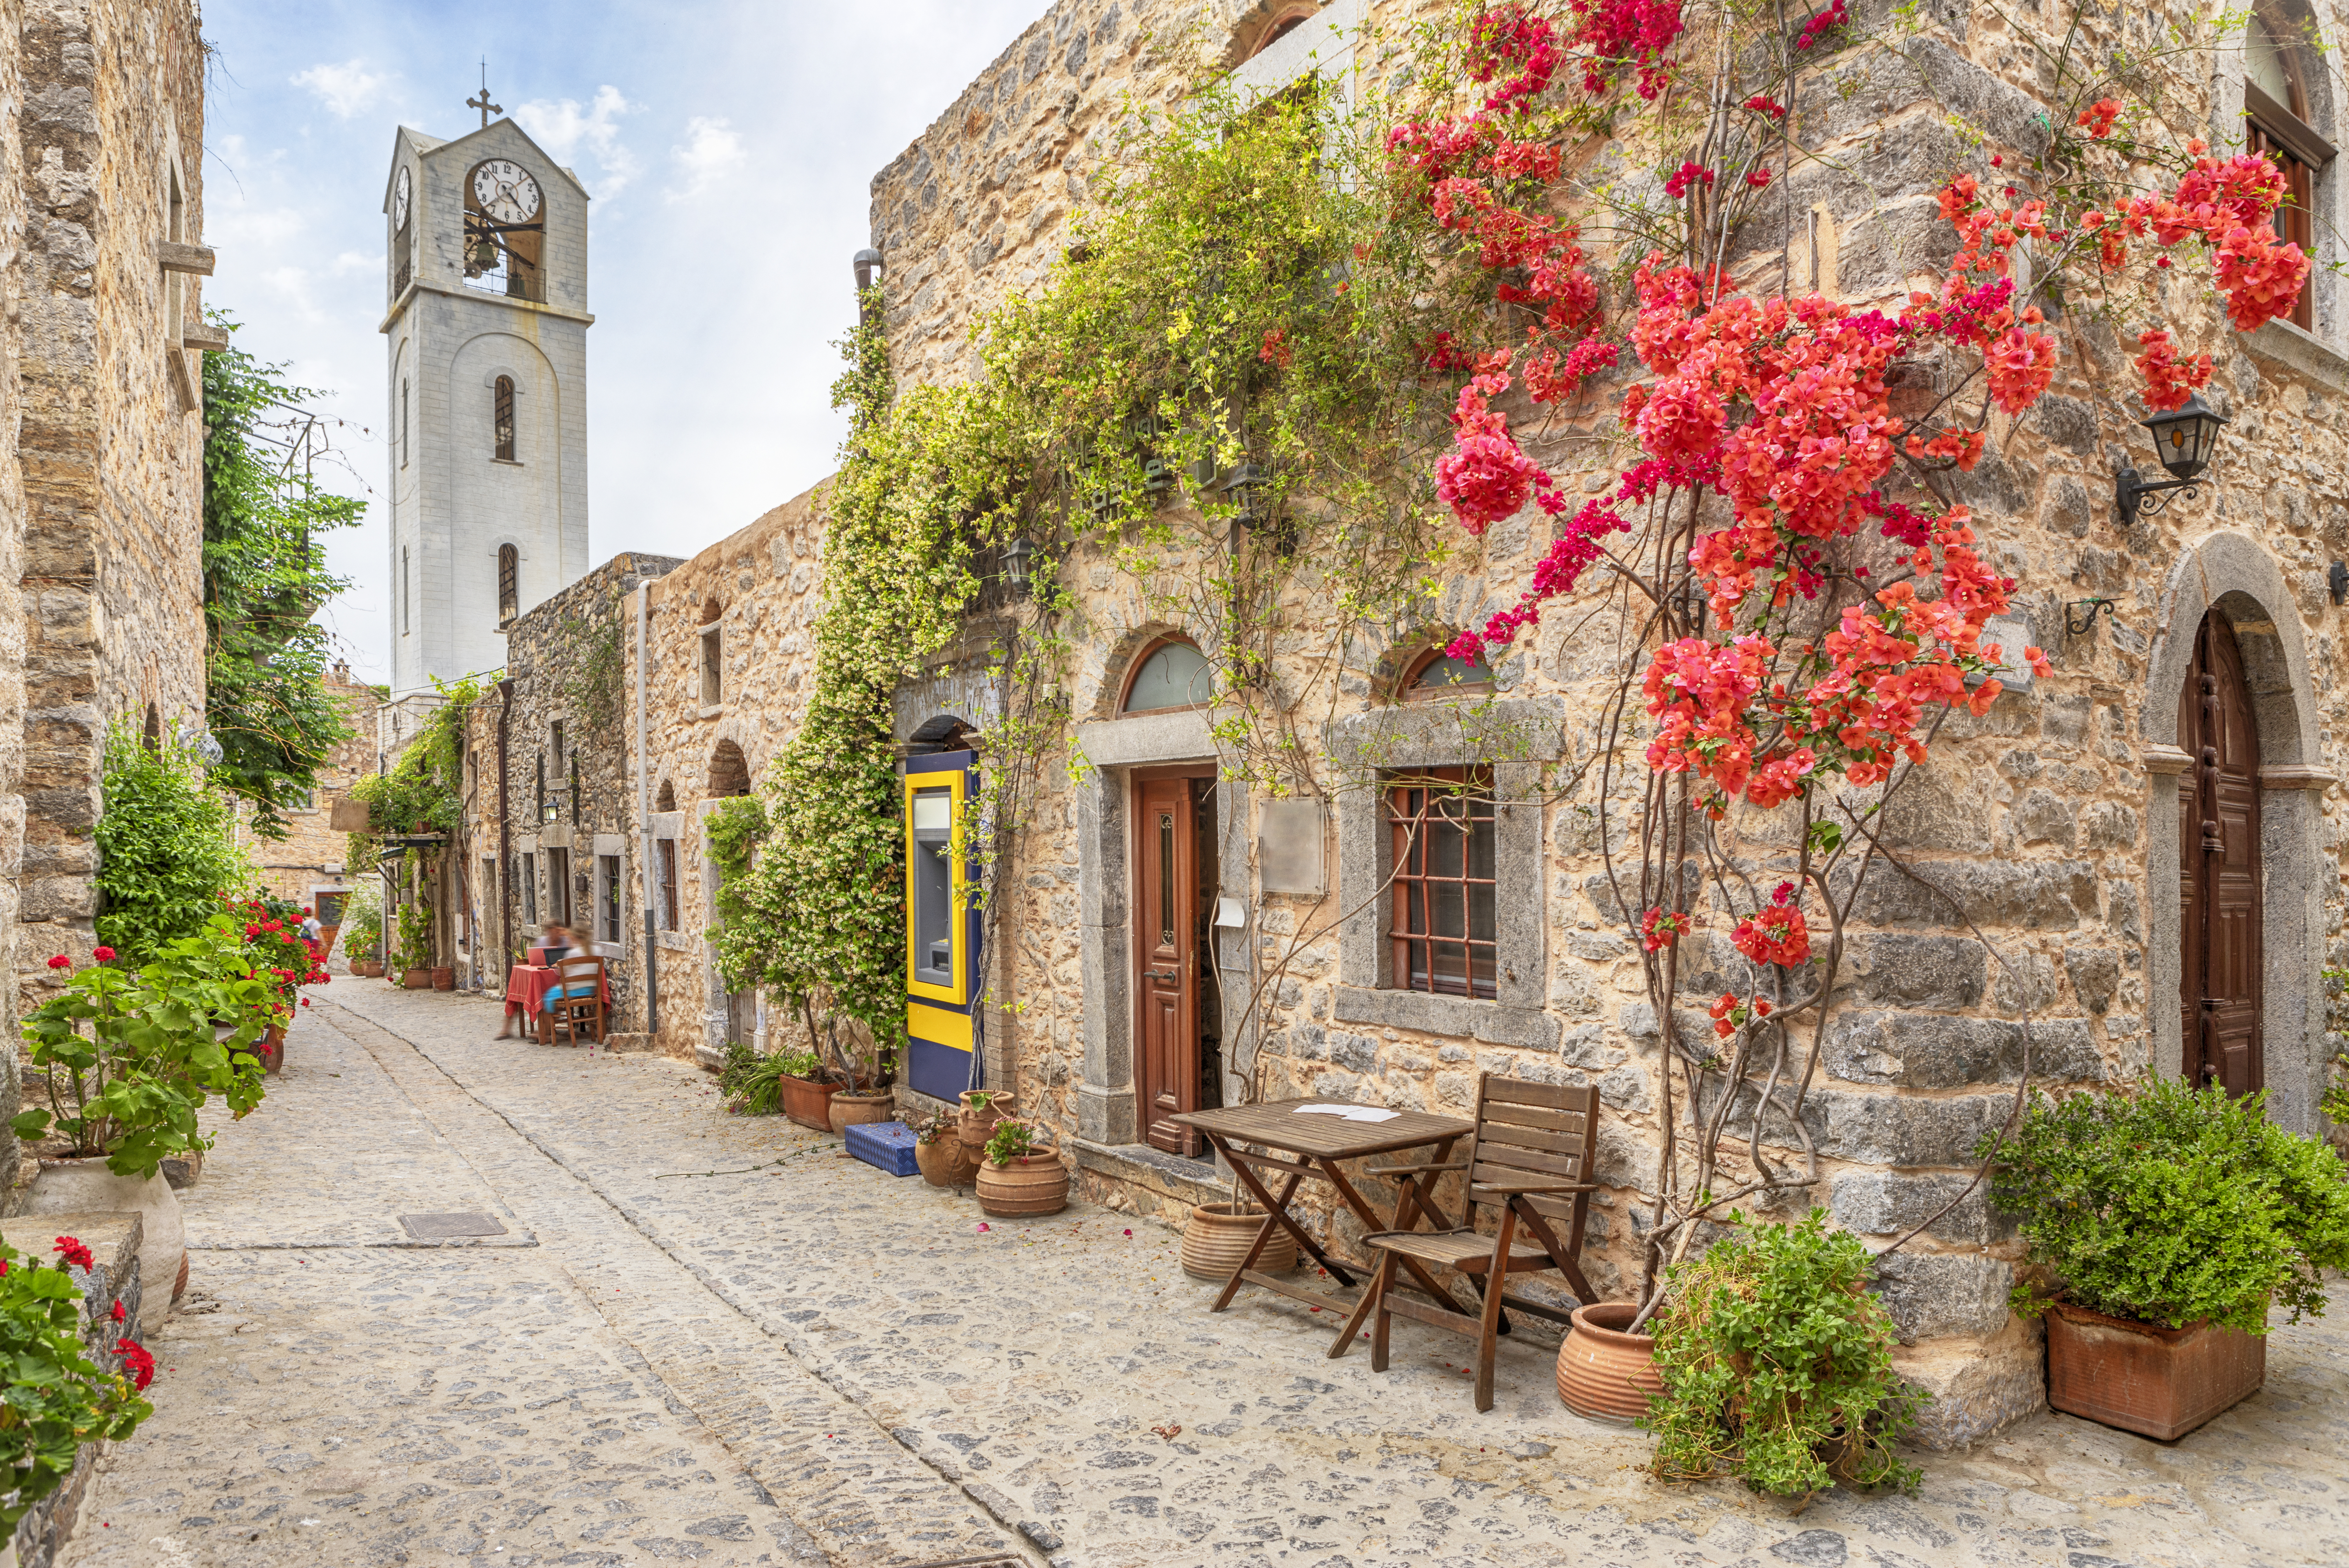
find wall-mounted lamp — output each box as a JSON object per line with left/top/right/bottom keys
{"left": 2065, "top": 597, "right": 2115, "bottom": 635}
{"left": 1001, "top": 535, "right": 1035, "bottom": 595}
{"left": 2330, "top": 561, "right": 2348, "bottom": 606}
{"left": 852, "top": 247, "right": 885, "bottom": 329}
{"left": 2115, "top": 391, "right": 2227, "bottom": 525}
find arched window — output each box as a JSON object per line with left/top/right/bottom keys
{"left": 1120, "top": 639, "right": 1213, "bottom": 714}
{"left": 2245, "top": 7, "right": 2334, "bottom": 331}
{"left": 1401, "top": 646, "right": 1494, "bottom": 701}
{"left": 1244, "top": 5, "right": 1318, "bottom": 58}
{"left": 142, "top": 704, "right": 160, "bottom": 754}
{"left": 709, "top": 740, "right": 750, "bottom": 797}
{"left": 497, "top": 544, "right": 519, "bottom": 624}
{"left": 493, "top": 375, "right": 516, "bottom": 460}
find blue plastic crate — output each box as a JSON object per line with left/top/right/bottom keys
{"left": 844, "top": 1119, "right": 920, "bottom": 1178}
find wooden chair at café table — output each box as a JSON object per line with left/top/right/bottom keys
{"left": 548, "top": 955, "right": 607, "bottom": 1046}
{"left": 1354, "top": 1073, "right": 1600, "bottom": 1412}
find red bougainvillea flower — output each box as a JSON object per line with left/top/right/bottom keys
{"left": 45, "top": 955, "right": 69, "bottom": 971}
{"left": 1746, "top": 167, "right": 1773, "bottom": 188}
{"left": 2135, "top": 328, "right": 2214, "bottom": 411}
{"left": 1742, "top": 93, "right": 1786, "bottom": 118}
{"left": 1710, "top": 992, "right": 1773, "bottom": 1038}
{"left": 53, "top": 1237, "right": 93, "bottom": 1271}
{"left": 1663, "top": 160, "right": 1714, "bottom": 200}
{"left": 116, "top": 1338, "right": 154, "bottom": 1391}
{"left": 2076, "top": 98, "right": 2121, "bottom": 139}
{"left": 1732, "top": 882, "right": 1812, "bottom": 968}
{"left": 1796, "top": 0, "right": 1848, "bottom": 49}
{"left": 1640, "top": 908, "right": 1691, "bottom": 951}
{"left": 92, "top": 946, "right": 115, "bottom": 962}
{"left": 1564, "top": 0, "right": 1683, "bottom": 100}
{"left": 1258, "top": 328, "right": 1293, "bottom": 369}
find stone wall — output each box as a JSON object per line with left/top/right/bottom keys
{"left": 465, "top": 552, "right": 682, "bottom": 1031}
{"left": 242, "top": 667, "right": 380, "bottom": 940}
{"left": 850, "top": 0, "right": 2349, "bottom": 1449}
{"left": 628, "top": 489, "right": 826, "bottom": 1064}
{"left": 14, "top": 0, "right": 210, "bottom": 1016}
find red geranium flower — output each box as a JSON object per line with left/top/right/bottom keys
{"left": 116, "top": 1338, "right": 154, "bottom": 1391}
{"left": 45, "top": 955, "right": 69, "bottom": 971}
{"left": 110, "top": 1299, "right": 125, "bottom": 1323}
{"left": 92, "top": 946, "right": 115, "bottom": 961}
{"left": 53, "top": 1237, "right": 93, "bottom": 1271}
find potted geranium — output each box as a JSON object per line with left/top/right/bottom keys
{"left": 14, "top": 916, "right": 271, "bottom": 1329}
{"left": 1983, "top": 1076, "right": 2349, "bottom": 1440}
{"left": 228, "top": 895, "right": 331, "bottom": 1072}
{"left": 975, "top": 1119, "right": 1068, "bottom": 1217}
{"left": 957, "top": 1088, "right": 1016, "bottom": 1154}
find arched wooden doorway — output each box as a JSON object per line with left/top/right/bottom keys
{"left": 2178, "top": 612, "right": 2263, "bottom": 1095}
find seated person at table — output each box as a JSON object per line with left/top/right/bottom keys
{"left": 496, "top": 923, "right": 586, "bottom": 1040}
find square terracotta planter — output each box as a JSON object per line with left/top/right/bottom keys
{"left": 2045, "top": 1301, "right": 2265, "bottom": 1440}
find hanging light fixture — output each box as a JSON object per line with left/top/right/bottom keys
{"left": 2116, "top": 391, "right": 2228, "bottom": 523}
{"left": 1002, "top": 535, "right": 1035, "bottom": 595}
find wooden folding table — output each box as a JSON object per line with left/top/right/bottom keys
{"left": 1169, "top": 1099, "right": 1479, "bottom": 1357}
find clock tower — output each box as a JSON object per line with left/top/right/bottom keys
{"left": 381, "top": 89, "right": 593, "bottom": 697}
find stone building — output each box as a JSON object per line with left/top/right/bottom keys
{"left": 240, "top": 664, "right": 379, "bottom": 947}
{"left": 10, "top": 0, "right": 218, "bottom": 1009}
{"left": 838, "top": 0, "right": 2349, "bottom": 1452}
{"left": 460, "top": 551, "right": 680, "bottom": 1029}
{"left": 626, "top": 492, "right": 825, "bottom": 1063}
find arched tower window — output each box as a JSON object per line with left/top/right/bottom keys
{"left": 1120, "top": 638, "right": 1213, "bottom": 714}
{"left": 493, "top": 375, "right": 516, "bottom": 460}
{"left": 1400, "top": 645, "right": 1494, "bottom": 701}
{"left": 2245, "top": 6, "right": 2336, "bottom": 331}
{"left": 497, "top": 544, "right": 519, "bottom": 624}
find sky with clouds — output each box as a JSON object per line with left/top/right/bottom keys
{"left": 203, "top": 0, "right": 1044, "bottom": 684}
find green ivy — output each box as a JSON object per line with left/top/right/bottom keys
{"left": 1983, "top": 1076, "right": 2349, "bottom": 1333}
{"left": 200, "top": 312, "right": 363, "bottom": 839}
{"left": 94, "top": 727, "right": 252, "bottom": 966}
{"left": 347, "top": 676, "right": 481, "bottom": 870}
{"left": 1644, "top": 1210, "right": 1920, "bottom": 1497}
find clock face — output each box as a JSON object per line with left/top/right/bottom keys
{"left": 471, "top": 159, "right": 541, "bottom": 226}
{"left": 392, "top": 166, "right": 411, "bottom": 230}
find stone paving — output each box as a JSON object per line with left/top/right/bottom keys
{"left": 58, "top": 985, "right": 2349, "bottom": 1568}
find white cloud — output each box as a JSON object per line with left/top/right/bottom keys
{"left": 515, "top": 85, "right": 640, "bottom": 198}
{"left": 669, "top": 116, "right": 744, "bottom": 200}
{"left": 291, "top": 59, "right": 392, "bottom": 120}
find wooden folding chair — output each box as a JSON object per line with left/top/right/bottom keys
{"left": 549, "top": 955, "right": 606, "bottom": 1046}
{"left": 1358, "top": 1074, "right": 1600, "bottom": 1411}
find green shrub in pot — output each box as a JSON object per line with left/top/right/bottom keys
{"left": 1643, "top": 1209, "right": 1919, "bottom": 1497}
{"left": 1981, "top": 1076, "right": 2349, "bottom": 1333}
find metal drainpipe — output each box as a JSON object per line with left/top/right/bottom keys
{"left": 496, "top": 678, "right": 514, "bottom": 975}
{"left": 635, "top": 582, "right": 657, "bottom": 1036}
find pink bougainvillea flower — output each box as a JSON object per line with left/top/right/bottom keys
{"left": 975, "top": 1223, "right": 991, "bottom": 1233}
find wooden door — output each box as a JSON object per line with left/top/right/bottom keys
{"left": 2177, "top": 613, "right": 2263, "bottom": 1096}
{"left": 1135, "top": 775, "right": 1200, "bottom": 1155}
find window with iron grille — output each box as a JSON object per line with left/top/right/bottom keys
{"left": 599, "top": 854, "right": 622, "bottom": 943}
{"left": 520, "top": 851, "right": 538, "bottom": 925}
{"left": 497, "top": 544, "right": 518, "bottom": 624}
{"left": 547, "top": 847, "right": 571, "bottom": 926}
{"left": 493, "top": 375, "right": 517, "bottom": 461}
{"left": 658, "top": 837, "right": 679, "bottom": 931}
{"left": 1385, "top": 766, "right": 1498, "bottom": 999}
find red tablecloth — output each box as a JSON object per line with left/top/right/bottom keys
{"left": 504, "top": 963, "right": 609, "bottom": 1019}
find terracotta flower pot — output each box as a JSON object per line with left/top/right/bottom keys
{"left": 915, "top": 1135, "right": 974, "bottom": 1188}
{"left": 26, "top": 1158, "right": 184, "bottom": 1334}
{"left": 1180, "top": 1202, "right": 1298, "bottom": 1281}
{"left": 780, "top": 1074, "right": 842, "bottom": 1132}
{"left": 360, "top": 962, "right": 384, "bottom": 978}
{"left": 260, "top": 1023, "right": 287, "bottom": 1077}
{"left": 1557, "top": 1301, "right": 1666, "bottom": 1424}
{"left": 430, "top": 967, "right": 455, "bottom": 991}
{"left": 828, "top": 1090, "right": 896, "bottom": 1136}
{"left": 402, "top": 968, "right": 431, "bottom": 990}
{"left": 957, "top": 1091, "right": 1017, "bottom": 1152}
{"left": 2045, "top": 1301, "right": 2266, "bottom": 1440}
{"left": 975, "top": 1150, "right": 1069, "bottom": 1217}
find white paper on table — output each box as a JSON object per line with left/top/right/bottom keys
{"left": 1293, "top": 1104, "right": 1353, "bottom": 1117}
{"left": 1293, "top": 1104, "right": 1402, "bottom": 1123}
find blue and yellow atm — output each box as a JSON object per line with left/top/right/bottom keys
{"left": 903, "top": 751, "right": 985, "bottom": 1103}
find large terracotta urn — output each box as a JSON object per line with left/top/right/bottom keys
{"left": 1556, "top": 1301, "right": 1665, "bottom": 1424}
{"left": 1180, "top": 1203, "right": 1298, "bottom": 1281}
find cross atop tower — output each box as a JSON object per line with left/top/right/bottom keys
{"left": 467, "top": 63, "right": 502, "bottom": 129}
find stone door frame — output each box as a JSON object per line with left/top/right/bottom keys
{"left": 2141, "top": 530, "right": 2333, "bottom": 1131}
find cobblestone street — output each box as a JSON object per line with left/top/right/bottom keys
{"left": 52, "top": 987, "right": 2349, "bottom": 1568}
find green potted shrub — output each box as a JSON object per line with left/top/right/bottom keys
{"left": 395, "top": 901, "right": 434, "bottom": 988}
{"left": 1638, "top": 1210, "right": 1919, "bottom": 1496}
{"left": 1983, "top": 1076, "right": 2349, "bottom": 1439}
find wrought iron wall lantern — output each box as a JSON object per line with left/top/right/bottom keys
{"left": 2115, "top": 391, "right": 2227, "bottom": 524}
{"left": 1001, "top": 535, "right": 1035, "bottom": 595}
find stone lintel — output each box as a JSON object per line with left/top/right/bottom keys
{"left": 2140, "top": 743, "right": 2192, "bottom": 775}
{"left": 2260, "top": 762, "right": 2336, "bottom": 791}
